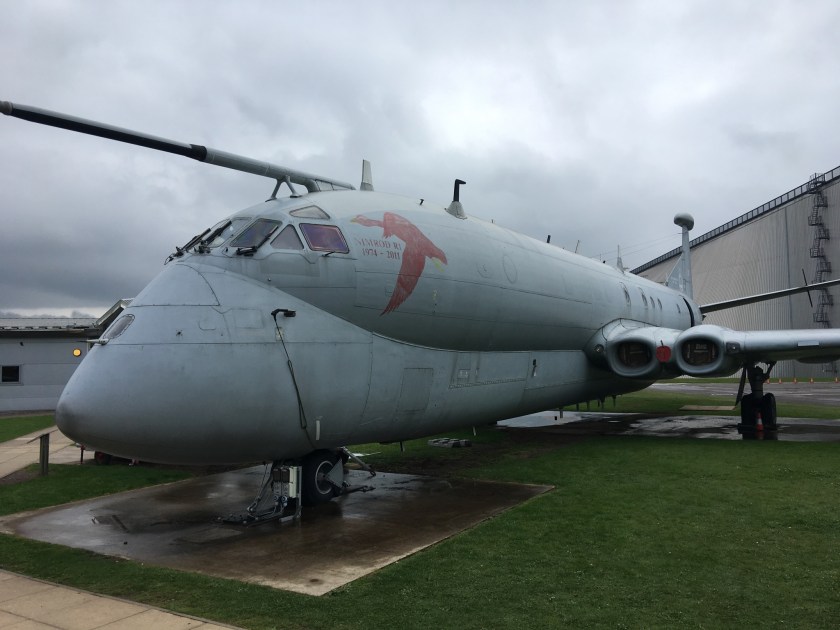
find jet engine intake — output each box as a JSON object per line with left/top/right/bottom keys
{"left": 674, "top": 325, "right": 742, "bottom": 377}
{"left": 604, "top": 327, "right": 681, "bottom": 379}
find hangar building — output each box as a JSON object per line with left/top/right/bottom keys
{"left": 0, "top": 301, "right": 128, "bottom": 413}
{"left": 633, "top": 169, "right": 840, "bottom": 379}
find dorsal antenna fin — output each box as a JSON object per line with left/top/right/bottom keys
{"left": 360, "top": 159, "right": 374, "bottom": 191}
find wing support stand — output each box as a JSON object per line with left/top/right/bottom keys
{"left": 736, "top": 362, "right": 778, "bottom": 437}
{"left": 222, "top": 461, "right": 302, "bottom": 526}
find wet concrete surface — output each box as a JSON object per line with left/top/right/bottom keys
{"left": 0, "top": 467, "right": 550, "bottom": 596}
{"left": 500, "top": 380, "right": 840, "bottom": 442}
{"left": 502, "top": 411, "right": 840, "bottom": 441}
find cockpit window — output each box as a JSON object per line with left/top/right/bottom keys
{"left": 290, "top": 205, "right": 330, "bottom": 220}
{"left": 204, "top": 217, "right": 252, "bottom": 248}
{"left": 299, "top": 224, "right": 350, "bottom": 253}
{"left": 270, "top": 225, "right": 304, "bottom": 250}
{"left": 230, "top": 219, "right": 282, "bottom": 248}
{"left": 101, "top": 314, "right": 134, "bottom": 342}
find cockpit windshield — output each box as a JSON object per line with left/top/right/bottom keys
{"left": 230, "top": 219, "right": 282, "bottom": 249}
{"left": 203, "top": 217, "right": 252, "bottom": 249}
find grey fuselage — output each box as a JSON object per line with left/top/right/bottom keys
{"left": 56, "top": 191, "right": 699, "bottom": 464}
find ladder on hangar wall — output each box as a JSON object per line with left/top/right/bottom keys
{"left": 807, "top": 173, "right": 837, "bottom": 374}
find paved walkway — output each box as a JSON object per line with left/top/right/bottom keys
{"left": 0, "top": 570, "right": 240, "bottom": 629}
{"left": 0, "top": 425, "right": 81, "bottom": 480}
{"left": 0, "top": 430, "right": 241, "bottom": 629}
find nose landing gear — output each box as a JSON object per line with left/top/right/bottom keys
{"left": 223, "top": 448, "right": 376, "bottom": 525}
{"left": 301, "top": 450, "right": 344, "bottom": 506}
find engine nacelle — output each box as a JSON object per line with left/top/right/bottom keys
{"left": 603, "top": 326, "right": 682, "bottom": 379}
{"left": 674, "top": 325, "right": 743, "bottom": 377}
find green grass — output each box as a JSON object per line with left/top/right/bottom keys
{"left": 2, "top": 432, "right": 840, "bottom": 628}
{"left": 0, "top": 415, "right": 55, "bottom": 442}
{"left": 0, "top": 464, "right": 192, "bottom": 517}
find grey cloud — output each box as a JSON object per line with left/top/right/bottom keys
{"left": 3, "top": 1, "right": 840, "bottom": 310}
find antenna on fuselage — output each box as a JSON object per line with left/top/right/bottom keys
{"left": 360, "top": 159, "right": 374, "bottom": 191}
{"left": 666, "top": 213, "right": 695, "bottom": 298}
{"left": 446, "top": 179, "right": 466, "bottom": 219}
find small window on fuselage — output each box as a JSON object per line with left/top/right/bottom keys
{"left": 299, "top": 224, "right": 350, "bottom": 253}
{"left": 290, "top": 205, "right": 330, "bottom": 220}
{"left": 271, "top": 225, "right": 304, "bottom": 250}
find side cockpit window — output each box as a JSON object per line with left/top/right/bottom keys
{"left": 270, "top": 225, "right": 304, "bottom": 250}
{"left": 299, "top": 224, "right": 350, "bottom": 253}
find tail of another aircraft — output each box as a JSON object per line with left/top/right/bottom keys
{"left": 665, "top": 213, "right": 694, "bottom": 298}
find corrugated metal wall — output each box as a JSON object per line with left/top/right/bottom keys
{"left": 637, "top": 176, "right": 839, "bottom": 378}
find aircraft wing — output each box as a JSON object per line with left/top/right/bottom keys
{"left": 595, "top": 321, "right": 840, "bottom": 379}
{"left": 700, "top": 277, "right": 840, "bottom": 314}
{"left": 674, "top": 325, "right": 840, "bottom": 376}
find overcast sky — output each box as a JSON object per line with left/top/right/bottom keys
{"left": 3, "top": 1, "right": 840, "bottom": 316}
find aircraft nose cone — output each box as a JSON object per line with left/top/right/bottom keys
{"left": 54, "top": 371, "right": 112, "bottom": 453}
{"left": 54, "top": 389, "right": 79, "bottom": 441}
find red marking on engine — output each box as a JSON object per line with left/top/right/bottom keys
{"left": 656, "top": 346, "right": 672, "bottom": 363}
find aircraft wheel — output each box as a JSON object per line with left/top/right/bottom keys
{"left": 301, "top": 450, "right": 342, "bottom": 506}
{"left": 93, "top": 451, "right": 112, "bottom": 465}
{"left": 740, "top": 395, "right": 755, "bottom": 427}
{"left": 761, "top": 393, "right": 777, "bottom": 429}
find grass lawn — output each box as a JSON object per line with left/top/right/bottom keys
{"left": 1, "top": 385, "right": 839, "bottom": 629}
{"left": 0, "top": 415, "right": 55, "bottom": 442}
{"left": 2, "top": 423, "right": 840, "bottom": 629}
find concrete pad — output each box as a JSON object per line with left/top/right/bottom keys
{"left": 502, "top": 410, "right": 840, "bottom": 441}
{"left": 2, "top": 467, "right": 551, "bottom": 596}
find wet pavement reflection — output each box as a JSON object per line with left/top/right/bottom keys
{"left": 0, "top": 468, "right": 550, "bottom": 596}
{"left": 499, "top": 410, "right": 840, "bottom": 442}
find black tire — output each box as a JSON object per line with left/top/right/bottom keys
{"left": 301, "top": 450, "right": 341, "bottom": 507}
{"left": 761, "top": 393, "right": 777, "bottom": 429}
{"left": 740, "top": 395, "right": 755, "bottom": 427}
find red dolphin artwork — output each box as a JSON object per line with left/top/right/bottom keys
{"left": 352, "top": 212, "right": 448, "bottom": 314}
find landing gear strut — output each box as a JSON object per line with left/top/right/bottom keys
{"left": 224, "top": 448, "right": 377, "bottom": 525}
{"left": 737, "top": 362, "right": 777, "bottom": 433}
{"left": 223, "top": 462, "right": 302, "bottom": 525}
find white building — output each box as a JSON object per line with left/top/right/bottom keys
{"left": 0, "top": 301, "right": 128, "bottom": 412}
{"left": 634, "top": 169, "right": 840, "bottom": 378}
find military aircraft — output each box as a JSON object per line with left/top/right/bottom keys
{"left": 4, "top": 101, "right": 840, "bottom": 510}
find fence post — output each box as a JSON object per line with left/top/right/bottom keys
{"left": 39, "top": 433, "right": 49, "bottom": 476}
